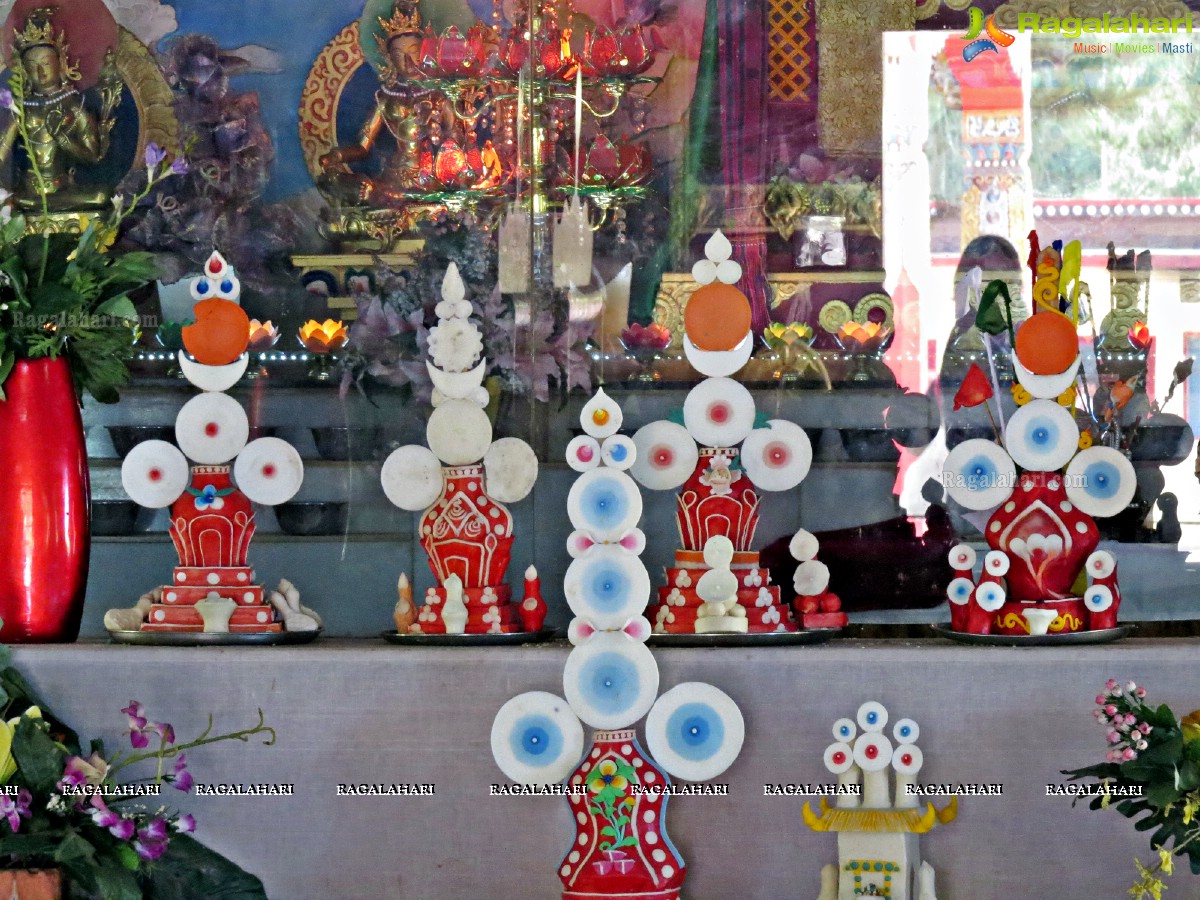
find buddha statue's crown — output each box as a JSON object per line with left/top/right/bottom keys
{"left": 378, "top": 1, "right": 423, "bottom": 39}
{"left": 13, "top": 7, "right": 61, "bottom": 53}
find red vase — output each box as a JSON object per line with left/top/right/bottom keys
{"left": 0, "top": 358, "right": 89, "bottom": 642}
{"left": 561, "top": 730, "right": 686, "bottom": 900}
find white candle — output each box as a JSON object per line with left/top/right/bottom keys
{"left": 574, "top": 66, "right": 583, "bottom": 190}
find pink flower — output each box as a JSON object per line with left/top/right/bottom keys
{"left": 170, "top": 753, "right": 193, "bottom": 792}
{"left": 134, "top": 830, "right": 168, "bottom": 861}
{"left": 1104, "top": 705, "right": 1117, "bottom": 716}
{"left": 122, "top": 701, "right": 174, "bottom": 748}
{"left": 1122, "top": 748, "right": 1137, "bottom": 761}
{"left": 173, "top": 813, "right": 195, "bottom": 834}
{"left": 0, "top": 789, "right": 30, "bottom": 832}
{"left": 1125, "top": 714, "right": 1137, "bottom": 726}
{"left": 1096, "top": 695, "right": 1107, "bottom": 705}
{"left": 88, "top": 795, "right": 136, "bottom": 840}
{"left": 1105, "top": 679, "right": 1118, "bottom": 691}
{"left": 1107, "top": 731, "right": 1122, "bottom": 744}
{"left": 1136, "top": 688, "right": 1147, "bottom": 698}
{"left": 1139, "top": 723, "right": 1152, "bottom": 735}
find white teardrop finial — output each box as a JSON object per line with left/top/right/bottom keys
{"left": 525, "top": 565, "right": 538, "bottom": 580}
{"left": 442, "top": 263, "right": 466, "bottom": 304}
{"left": 705, "top": 230, "right": 733, "bottom": 263}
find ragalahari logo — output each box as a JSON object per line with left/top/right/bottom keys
{"left": 961, "top": 6, "right": 1015, "bottom": 61}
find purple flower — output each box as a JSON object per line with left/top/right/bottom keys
{"left": 170, "top": 753, "right": 193, "bottom": 792}
{"left": 173, "top": 813, "right": 195, "bottom": 834}
{"left": 144, "top": 143, "right": 167, "bottom": 170}
{"left": 134, "top": 824, "right": 169, "bottom": 861}
{"left": 0, "top": 789, "right": 30, "bottom": 832}
{"left": 59, "top": 753, "right": 109, "bottom": 792}
{"left": 0, "top": 89, "right": 12, "bottom": 111}
{"left": 170, "top": 156, "right": 189, "bottom": 176}
{"left": 88, "top": 795, "right": 135, "bottom": 840}
{"left": 122, "top": 701, "right": 173, "bottom": 748}
{"left": 141, "top": 817, "right": 169, "bottom": 841}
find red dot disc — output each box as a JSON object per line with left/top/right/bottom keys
{"left": 262, "top": 464, "right": 276, "bottom": 478}
{"left": 832, "top": 751, "right": 846, "bottom": 765}
{"left": 654, "top": 449, "right": 673, "bottom": 467}
{"left": 205, "top": 422, "right": 219, "bottom": 437}
{"left": 148, "top": 468, "right": 161, "bottom": 482}
{"left": 902, "top": 753, "right": 913, "bottom": 766}
{"left": 765, "top": 441, "right": 789, "bottom": 467}
{"left": 578, "top": 446, "right": 594, "bottom": 462}
{"left": 709, "top": 402, "right": 730, "bottom": 424}
{"left": 865, "top": 745, "right": 878, "bottom": 759}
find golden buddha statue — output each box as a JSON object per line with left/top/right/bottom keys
{"left": 318, "top": 1, "right": 440, "bottom": 209}
{"left": 0, "top": 7, "right": 122, "bottom": 211}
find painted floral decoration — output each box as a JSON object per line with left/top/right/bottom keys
{"left": 585, "top": 758, "right": 639, "bottom": 853}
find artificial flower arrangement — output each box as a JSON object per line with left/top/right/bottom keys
{"left": 1064, "top": 679, "right": 1200, "bottom": 899}
{"left": 0, "top": 637, "right": 271, "bottom": 897}
{"left": 0, "top": 70, "right": 185, "bottom": 403}
{"left": 338, "top": 217, "right": 592, "bottom": 402}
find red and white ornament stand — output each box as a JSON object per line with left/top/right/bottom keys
{"left": 106, "top": 252, "right": 318, "bottom": 640}
{"left": 627, "top": 231, "right": 846, "bottom": 634}
{"left": 941, "top": 245, "right": 1135, "bottom": 637}
{"left": 380, "top": 264, "right": 541, "bottom": 636}
{"left": 492, "top": 388, "right": 745, "bottom": 899}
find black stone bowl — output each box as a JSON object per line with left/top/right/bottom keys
{"left": 108, "top": 426, "right": 176, "bottom": 458}
{"left": 275, "top": 501, "right": 349, "bottom": 536}
{"left": 311, "top": 427, "right": 383, "bottom": 461}
{"left": 91, "top": 500, "right": 155, "bottom": 536}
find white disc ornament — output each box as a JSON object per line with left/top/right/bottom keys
{"left": 566, "top": 468, "right": 643, "bottom": 540}
{"left": 177, "top": 352, "right": 248, "bottom": 393}
{"left": 947, "top": 577, "right": 974, "bottom": 607}
{"left": 563, "top": 634, "right": 659, "bottom": 730}
{"left": 740, "top": 420, "right": 812, "bottom": 491}
{"left": 580, "top": 390, "right": 623, "bottom": 439}
{"left": 857, "top": 701, "right": 888, "bottom": 733}
{"left": 793, "top": 560, "right": 830, "bottom": 596}
{"left": 1004, "top": 400, "right": 1078, "bottom": 472}
{"left": 483, "top": 438, "right": 538, "bottom": 503}
{"left": 233, "top": 438, "right": 304, "bottom": 505}
{"left": 943, "top": 439, "right": 1016, "bottom": 510}
{"left": 832, "top": 718, "right": 857, "bottom": 743}
{"left": 1014, "top": 354, "right": 1081, "bottom": 400}
{"left": 892, "top": 744, "right": 923, "bottom": 776}
{"left": 426, "top": 358, "right": 486, "bottom": 402}
{"left": 683, "top": 333, "right": 752, "bottom": 379}
{"left": 600, "top": 435, "right": 636, "bottom": 470}
{"left": 790, "top": 529, "right": 819, "bottom": 562}
{"left": 491, "top": 692, "right": 584, "bottom": 785}
{"left": 175, "top": 393, "right": 249, "bottom": 465}
{"left": 630, "top": 421, "right": 698, "bottom": 490}
{"left": 1085, "top": 585, "right": 1114, "bottom": 612}
{"left": 824, "top": 742, "right": 855, "bottom": 774}
{"left": 1065, "top": 446, "right": 1137, "bottom": 518}
{"left": 426, "top": 399, "right": 492, "bottom": 466}
{"left": 380, "top": 445, "right": 444, "bottom": 511}
{"left": 853, "top": 733, "right": 893, "bottom": 771}
{"left": 645, "top": 682, "right": 744, "bottom": 782}
{"left": 121, "top": 440, "right": 190, "bottom": 508}
{"left": 893, "top": 718, "right": 920, "bottom": 744}
{"left": 566, "top": 435, "right": 602, "bottom": 473}
{"left": 683, "top": 377, "right": 756, "bottom": 447}
{"left": 564, "top": 546, "right": 651, "bottom": 629}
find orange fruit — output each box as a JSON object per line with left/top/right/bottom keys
{"left": 683, "top": 282, "right": 752, "bottom": 351}
{"left": 183, "top": 299, "right": 250, "bottom": 366}
{"left": 1014, "top": 311, "right": 1077, "bottom": 376}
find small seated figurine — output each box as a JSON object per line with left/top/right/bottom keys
{"left": 0, "top": 6, "right": 123, "bottom": 211}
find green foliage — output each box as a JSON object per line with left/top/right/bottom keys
{"left": 0, "top": 78, "right": 183, "bottom": 403}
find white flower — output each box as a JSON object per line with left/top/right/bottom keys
{"left": 427, "top": 318, "right": 484, "bottom": 373}
{"left": 434, "top": 298, "right": 473, "bottom": 320}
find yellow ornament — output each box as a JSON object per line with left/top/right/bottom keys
{"left": 1010, "top": 384, "right": 1032, "bottom": 406}
{"left": 1056, "top": 386, "right": 1075, "bottom": 407}
{"left": 1077, "top": 431, "right": 1093, "bottom": 450}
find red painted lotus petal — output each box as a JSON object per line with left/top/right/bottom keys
{"left": 587, "top": 136, "right": 620, "bottom": 182}
{"left": 620, "top": 27, "right": 653, "bottom": 73}
{"left": 586, "top": 30, "right": 621, "bottom": 76}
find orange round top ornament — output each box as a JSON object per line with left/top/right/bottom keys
{"left": 183, "top": 299, "right": 250, "bottom": 366}
{"left": 684, "top": 282, "right": 752, "bottom": 352}
{"left": 1014, "top": 310, "right": 1077, "bottom": 376}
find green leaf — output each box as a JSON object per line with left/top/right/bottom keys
{"left": 96, "top": 295, "right": 137, "bottom": 321}
{"left": 1145, "top": 779, "right": 1182, "bottom": 809}
{"left": 91, "top": 858, "right": 142, "bottom": 900}
{"left": 975, "top": 279, "right": 1013, "bottom": 337}
{"left": 600, "top": 826, "right": 617, "bottom": 838}
{"left": 139, "top": 834, "right": 267, "bottom": 899}
{"left": 616, "top": 835, "right": 639, "bottom": 850}
{"left": 11, "top": 718, "right": 66, "bottom": 794}
{"left": 0, "top": 667, "right": 77, "bottom": 753}
{"left": 29, "top": 282, "right": 79, "bottom": 317}
{"left": 52, "top": 829, "right": 96, "bottom": 865}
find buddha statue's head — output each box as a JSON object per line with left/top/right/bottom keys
{"left": 377, "top": 1, "right": 423, "bottom": 80}
{"left": 12, "top": 7, "right": 79, "bottom": 95}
